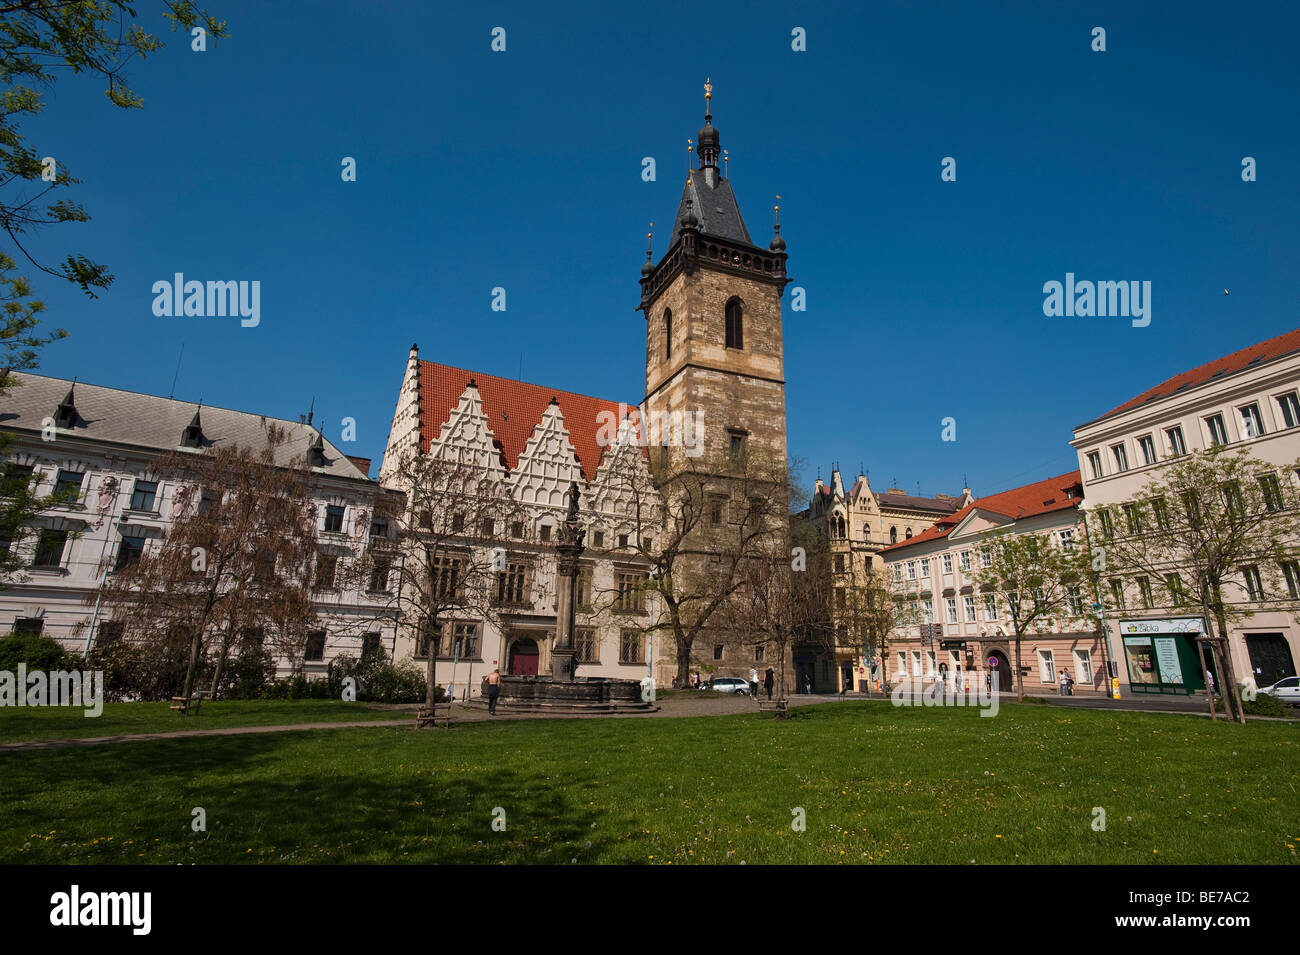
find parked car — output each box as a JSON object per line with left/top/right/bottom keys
{"left": 708, "top": 677, "right": 750, "bottom": 695}
{"left": 1259, "top": 675, "right": 1300, "bottom": 706}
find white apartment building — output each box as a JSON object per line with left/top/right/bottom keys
{"left": 1071, "top": 327, "right": 1300, "bottom": 696}
{"left": 1, "top": 373, "right": 398, "bottom": 673}
{"left": 881, "top": 471, "right": 1108, "bottom": 695}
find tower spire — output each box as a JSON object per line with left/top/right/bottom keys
{"left": 641, "top": 222, "right": 654, "bottom": 277}
{"left": 697, "top": 77, "right": 720, "bottom": 182}
{"left": 770, "top": 195, "right": 786, "bottom": 251}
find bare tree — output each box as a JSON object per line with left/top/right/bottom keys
{"left": 91, "top": 426, "right": 318, "bottom": 704}
{"left": 1094, "top": 446, "right": 1300, "bottom": 724}
{"left": 600, "top": 439, "right": 789, "bottom": 688}
{"left": 362, "top": 449, "right": 527, "bottom": 709}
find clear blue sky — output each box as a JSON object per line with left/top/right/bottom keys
{"left": 17, "top": 0, "right": 1300, "bottom": 500}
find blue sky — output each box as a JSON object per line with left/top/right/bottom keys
{"left": 15, "top": 0, "right": 1300, "bottom": 500}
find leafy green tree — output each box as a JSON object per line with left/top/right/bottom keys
{"left": 973, "top": 529, "right": 1085, "bottom": 701}
{"left": 1093, "top": 446, "right": 1300, "bottom": 724}
{"left": 1, "top": 1, "right": 226, "bottom": 296}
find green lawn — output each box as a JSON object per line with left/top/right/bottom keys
{"left": 0, "top": 699, "right": 403, "bottom": 744}
{"left": 2, "top": 701, "right": 1296, "bottom": 864}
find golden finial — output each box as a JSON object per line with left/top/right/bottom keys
{"left": 723, "top": 149, "right": 729, "bottom": 176}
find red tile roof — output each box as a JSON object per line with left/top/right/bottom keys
{"left": 1093, "top": 327, "right": 1300, "bottom": 423}
{"left": 418, "top": 361, "right": 638, "bottom": 482}
{"left": 880, "top": 471, "right": 1083, "bottom": 553}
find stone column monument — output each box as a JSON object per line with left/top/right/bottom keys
{"left": 550, "top": 480, "right": 586, "bottom": 682}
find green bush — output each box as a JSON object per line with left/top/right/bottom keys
{"left": 0, "top": 632, "right": 71, "bottom": 672}
{"left": 326, "top": 653, "right": 432, "bottom": 704}
{"left": 85, "top": 632, "right": 192, "bottom": 702}
{"left": 1243, "top": 692, "right": 1292, "bottom": 718}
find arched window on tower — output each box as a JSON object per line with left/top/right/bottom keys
{"left": 725, "top": 298, "right": 743, "bottom": 349}
{"left": 664, "top": 308, "right": 672, "bottom": 359}
{"left": 863, "top": 523, "right": 871, "bottom": 543}
{"left": 890, "top": 525, "right": 898, "bottom": 544}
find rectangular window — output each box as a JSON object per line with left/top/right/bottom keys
{"left": 576, "top": 565, "right": 593, "bottom": 609}
{"left": 941, "top": 554, "right": 953, "bottom": 574}
{"left": 1058, "top": 528, "right": 1075, "bottom": 551}
{"left": 1122, "top": 503, "right": 1142, "bottom": 535}
{"left": 1242, "top": 565, "right": 1264, "bottom": 601}
{"left": 1165, "top": 426, "right": 1187, "bottom": 457}
{"left": 618, "top": 533, "right": 629, "bottom": 548}
{"left": 129, "top": 479, "right": 158, "bottom": 512}
{"left": 983, "top": 595, "right": 997, "bottom": 620}
{"left": 1111, "top": 444, "right": 1129, "bottom": 472}
{"left": 1037, "top": 649, "right": 1056, "bottom": 684}
{"left": 32, "top": 529, "right": 68, "bottom": 568}
{"left": 919, "top": 558, "right": 930, "bottom": 576}
{"left": 945, "top": 597, "right": 958, "bottom": 623}
{"left": 414, "top": 622, "right": 440, "bottom": 659}
{"left": 451, "top": 512, "right": 464, "bottom": 533}
{"left": 1205, "top": 413, "right": 1228, "bottom": 447}
{"left": 729, "top": 434, "right": 745, "bottom": 460}
{"left": 116, "top": 534, "right": 146, "bottom": 570}
{"left": 575, "top": 628, "right": 598, "bottom": 663}
{"left": 1097, "top": 508, "right": 1114, "bottom": 540}
{"left": 963, "top": 596, "right": 976, "bottom": 622}
{"left": 754, "top": 643, "right": 765, "bottom": 662}
{"left": 1073, "top": 649, "right": 1094, "bottom": 684}
{"left": 1109, "top": 578, "right": 1124, "bottom": 611}
{"left": 314, "top": 552, "right": 337, "bottom": 589}
{"left": 615, "top": 571, "right": 647, "bottom": 613}
{"left": 709, "top": 496, "right": 724, "bottom": 525}
{"left": 54, "top": 470, "right": 84, "bottom": 502}
{"left": 325, "top": 504, "right": 345, "bottom": 533}
{"left": 713, "top": 644, "right": 723, "bottom": 661}
{"left": 906, "top": 560, "right": 915, "bottom": 580}
{"left": 497, "top": 561, "right": 530, "bottom": 605}
{"left": 592, "top": 530, "right": 604, "bottom": 548}
{"left": 450, "top": 622, "right": 479, "bottom": 659}
{"left": 431, "top": 553, "right": 461, "bottom": 600}
{"left": 1087, "top": 451, "right": 1103, "bottom": 480}
{"left": 13, "top": 617, "right": 43, "bottom": 636}
{"left": 1276, "top": 392, "right": 1300, "bottom": 429}
{"left": 834, "top": 554, "right": 845, "bottom": 573}
{"left": 1137, "top": 435, "right": 1157, "bottom": 466}
{"left": 304, "top": 631, "right": 326, "bottom": 662}
{"left": 1067, "top": 587, "right": 1084, "bottom": 617}
{"left": 370, "top": 517, "right": 390, "bottom": 540}
{"left": 1240, "top": 403, "right": 1265, "bottom": 439}
{"left": 1164, "top": 573, "right": 1184, "bottom": 604}
{"left": 1282, "top": 561, "right": 1300, "bottom": 599}
{"left": 367, "top": 558, "right": 391, "bottom": 593}
{"left": 619, "top": 630, "right": 645, "bottom": 664}
{"left": 1151, "top": 497, "right": 1169, "bottom": 526}
{"left": 891, "top": 564, "right": 902, "bottom": 583}
{"left": 361, "top": 632, "right": 380, "bottom": 658}
{"left": 1259, "top": 473, "right": 1284, "bottom": 511}
{"left": 1137, "top": 576, "right": 1154, "bottom": 610}
{"left": 539, "top": 525, "right": 552, "bottom": 542}
{"left": 980, "top": 550, "right": 992, "bottom": 569}
{"left": 1, "top": 463, "right": 34, "bottom": 496}
{"left": 959, "top": 551, "right": 972, "bottom": 572}
{"left": 510, "top": 521, "right": 524, "bottom": 538}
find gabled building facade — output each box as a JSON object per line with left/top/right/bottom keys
{"left": 1071, "top": 327, "right": 1300, "bottom": 696}
{"left": 880, "top": 471, "right": 1108, "bottom": 695}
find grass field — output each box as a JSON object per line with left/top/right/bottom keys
{"left": 2, "top": 700, "right": 1296, "bottom": 864}
{"left": 0, "top": 699, "right": 403, "bottom": 744}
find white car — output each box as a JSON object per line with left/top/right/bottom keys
{"left": 708, "top": 677, "right": 750, "bottom": 695}
{"left": 1259, "top": 676, "right": 1300, "bottom": 705}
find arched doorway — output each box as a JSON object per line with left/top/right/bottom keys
{"left": 989, "top": 649, "right": 1013, "bottom": 693}
{"left": 507, "top": 637, "right": 539, "bottom": 676}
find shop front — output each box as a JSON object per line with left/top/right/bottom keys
{"left": 1117, "top": 617, "right": 1208, "bottom": 695}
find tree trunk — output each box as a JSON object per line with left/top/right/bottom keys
{"left": 1014, "top": 632, "right": 1025, "bottom": 701}
{"left": 1198, "top": 642, "right": 1217, "bottom": 722}
{"left": 675, "top": 641, "right": 692, "bottom": 689}
{"left": 180, "top": 629, "right": 204, "bottom": 711}
{"left": 208, "top": 632, "right": 232, "bottom": 701}
{"left": 1210, "top": 605, "right": 1246, "bottom": 724}
{"left": 425, "top": 617, "right": 439, "bottom": 708}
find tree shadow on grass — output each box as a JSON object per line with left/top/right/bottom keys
{"left": 1, "top": 726, "right": 649, "bottom": 865}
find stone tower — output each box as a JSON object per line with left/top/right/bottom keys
{"left": 638, "top": 84, "right": 790, "bottom": 477}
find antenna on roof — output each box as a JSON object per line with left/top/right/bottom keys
{"left": 307, "top": 396, "right": 315, "bottom": 427}
{"left": 168, "top": 342, "right": 185, "bottom": 399}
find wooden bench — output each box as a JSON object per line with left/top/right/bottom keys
{"left": 415, "top": 702, "right": 453, "bottom": 728}
{"left": 169, "top": 690, "right": 208, "bottom": 715}
{"left": 757, "top": 698, "right": 788, "bottom": 715}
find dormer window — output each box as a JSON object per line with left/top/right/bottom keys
{"left": 181, "top": 409, "right": 205, "bottom": 448}
{"left": 308, "top": 433, "right": 327, "bottom": 468}
{"left": 54, "top": 387, "right": 77, "bottom": 429}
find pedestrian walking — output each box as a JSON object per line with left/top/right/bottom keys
{"left": 1059, "top": 668, "right": 1069, "bottom": 696}
{"left": 749, "top": 666, "right": 759, "bottom": 698}
{"left": 764, "top": 666, "right": 775, "bottom": 700}
{"left": 486, "top": 667, "right": 501, "bottom": 715}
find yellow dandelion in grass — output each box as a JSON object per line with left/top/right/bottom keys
{"left": 995, "top": 834, "right": 1002, "bottom": 839}
{"left": 1153, "top": 849, "right": 1158, "bottom": 854}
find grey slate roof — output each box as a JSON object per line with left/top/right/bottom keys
{"left": 873, "top": 490, "right": 964, "bottom": 514}
{"left": 673, "top": 169, "right": 754, "bottom": 246}
{"left": 1, "top": 373, "right": 370, "bottom": 482}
